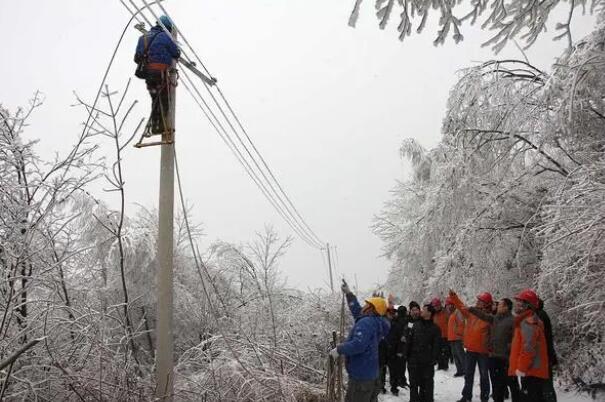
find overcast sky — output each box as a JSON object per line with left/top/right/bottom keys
{"left": 0, "top": 1, "right": 595, "bottom": 291}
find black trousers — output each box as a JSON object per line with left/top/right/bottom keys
{"left": 520, "top": 376, "right": 546, "bottom": 402}
{"left": 345, "top": 378, "right": 380, "bottom": 402}
{"left": 542, "top": 365, "right": 557, "bottom": 402}
{"left": 488, "top": 357, "right": 520, "bottom": 402}
{"left": 408, "top": 362, "right": 434, "bottom": 402}
{"left": 437, "top": 337, "right": 449, "bottom": 370}
{"left": 146, "top": 70, "right": 170, "bottom": 134}
{"left": 379, "top": 364, "right": 387, "bottom": 390}
{"left": 387, "top": 355, "right": 407, "bottom": 391}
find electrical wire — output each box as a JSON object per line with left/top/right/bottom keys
{"left": 179, "top": 72, "right": 323, "bottom": 249}
{"left": 215, "top": 87, "right": 325, "bottom": 246}
{"left": 119, "top": 0, "right": 144, "bottom": 25}
{"left": 127, "top": 1, "right": 325, "bottom": 249}
{"left": 121, "top": 0, "right": 323, "bottom": 250}
{"left": 123, "top": 0, "right": 325, "bottom": 249}
{"left": 157, "top": 0, "right": 324, "bottom": 246}
{"left": 180, "top": 72, "right": 324, "bottom": 249}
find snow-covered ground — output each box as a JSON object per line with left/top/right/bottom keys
{"left": 377, "top": 367, "right": 594, "bottom": 402}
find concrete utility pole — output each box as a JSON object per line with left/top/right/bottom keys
{"left": 326, "top": 243, "right": 334, "bottom": 293}
{"left": 155, "top": 32, "right": 177, "bottom": 401}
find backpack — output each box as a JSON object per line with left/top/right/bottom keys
{"left": 135, "top": 32, "right": 160, "bottom": 79}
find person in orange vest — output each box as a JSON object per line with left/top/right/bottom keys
{"left": 449, "top": 289, "right": 492, "bottom": 402}
{"left": 466, "top": 297, "right": 520, "bottom": 402}
{"left": 510, "top": 289, "right": 550, "bottom": 402}
{"left": 446, "top": 296, "right": 465, "bottom": 377}
{"left": 431, "top": 297, "right": 449, "bottom": 371}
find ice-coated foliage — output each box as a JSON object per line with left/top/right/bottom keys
{"left": 0, "top": 95, "right": 342, "bottom": 400}
{"left": 375, "top": 20, "right": 605, "bottom": 386}
{"left": 350, "top": 0, "right": 604, "bottom": 51}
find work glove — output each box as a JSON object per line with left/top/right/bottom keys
{"left": 329, "top": 347, "right": 339, "bottom": 359}
{"left": 341, "top": 279, "right": 351, "bottom": 295}
{"left": 515, "top": 370, "right": 526, "bottom": 377}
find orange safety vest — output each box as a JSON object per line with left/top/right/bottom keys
{"left": 450, "top": 293, "right": 490, "bottom": 354}
{"left": 433, "top": 310, "right": 449, "bottom": 338}
{"left": 447, "top": 310, "right": 465, "bottom": 341}
{"left": 508, "top": 310, "right": 549, "bottom": 379}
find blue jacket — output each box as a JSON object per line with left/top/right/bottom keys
{"left": 337, "top": 294, "right": 390, "bottom": 381}
{"left": 135, "top": 26, "right": 180, "bottom": 66}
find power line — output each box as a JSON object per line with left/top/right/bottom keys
{"left": 214, "top": 87, "right": 325, "bottom": 246}
{"left": 160, "top": 3, "right": 324, "bottom": 246}
{"left": 179, "top": 74, "right": 323, "bottom": 249}
{"left": 123, "top": 0, "right": 325, "bottom": 249}
{"left": 120, "top": 0, "right": 144, "bottom": 25}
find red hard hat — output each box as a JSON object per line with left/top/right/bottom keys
{"left": 431, "top": 297, "right": 442, "bottom": 308}
{"left": 515, "top": 289, "right": 539, "bottom": 309}
{"left": 476, "top": 292, "right": 493, "bottom": 305}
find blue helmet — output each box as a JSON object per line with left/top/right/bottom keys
{"left": 158, "top": 15, "right": 174, "bottom": 32}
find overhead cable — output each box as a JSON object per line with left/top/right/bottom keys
{"left": 122, "top": 0, "right": 325, "bottom": 249}
{"left": 179, "top": 74, "right": 323, "bottom": 249}
{"left": 146, "top": 0, "right": 324, "bottom": 246}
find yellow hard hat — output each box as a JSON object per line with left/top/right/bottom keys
{"left": 364, "top": 297, "right": 388, "bottom": 316}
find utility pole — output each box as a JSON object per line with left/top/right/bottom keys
{"left": 326, "top": 243, "right": 334, "bottom": 293}
{"left": 156, "top": 32, "right": 177, "bottom": 401}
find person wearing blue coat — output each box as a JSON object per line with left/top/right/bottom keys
{"left": 134, "top": 16, "right": 180, "bottom": 135}
{"left": 330, "top": 281, "right": 390, "bottom": 402}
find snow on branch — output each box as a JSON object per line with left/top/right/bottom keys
{"left": 349, "top": 0, "right": 604, "bottom": 52}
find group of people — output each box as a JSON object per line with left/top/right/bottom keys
{"left": 329, "top": 281, "right": 558, "bottom": 402}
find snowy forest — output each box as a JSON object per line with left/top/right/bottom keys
{"left": 1, "top": 0, "right": 605, "bottom": 401}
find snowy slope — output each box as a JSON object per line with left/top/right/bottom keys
{"left": 377, "top": 367, "right": 593, "bottom": 402}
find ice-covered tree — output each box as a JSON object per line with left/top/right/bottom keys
{"left": 349, "top": 0, "right": 603, "bottom": 51}
{"left": 375, "top": 18, "right": 605, "bottom": 386}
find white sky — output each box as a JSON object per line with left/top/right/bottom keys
{"left": 0, "top": 1, "right": 595, "bottom": 291}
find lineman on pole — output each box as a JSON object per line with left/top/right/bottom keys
{"left": 134, "top": 15, "right": 180, "bottom": 135}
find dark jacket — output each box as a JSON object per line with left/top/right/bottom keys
{"left": 337, "top": 293, "right": 390, "bottom": 381}
{"left": 536, "top": 307, "right": 558, "bottom": 366}
{"left": 406, "top": 319, "right": 440, "bottom": 365}
{"left": 135, "top": 26, "right": 180, "bottom": 67}
{"left": 387, "top": 315, "right": 409, "bottom": 358}
{"left": 468, "top": 307, "right": 513, "bottom": 360}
